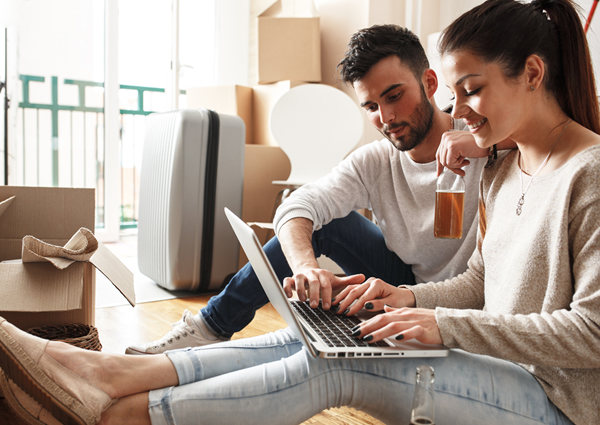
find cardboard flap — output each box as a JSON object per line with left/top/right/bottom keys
{"left": 19, "top": 227, "right": 135, "bottom": 308}
{"left": 22, "top": 227, "right": 98, "bottom": 269}
{"left": 0, "top": 196, "right": 15, "bottom": 220}
{"left": 260, "top": 0, "right": 318, "bottom": 17}
{"left": 0, "top": 263, "right": 85, "bottom": 312}
{"left": 90, "top": 242, "right": 136, "bottom": 307}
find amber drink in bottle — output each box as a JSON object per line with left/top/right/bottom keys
{"left": 434, "top": 168, "right": 465, "bottom": 239}
{"left": 409, "top": 365, "right": 435, "bottom": 425}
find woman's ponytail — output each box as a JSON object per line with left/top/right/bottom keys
{"left": 537, "top": 0, "right": 599, "bottom": 133}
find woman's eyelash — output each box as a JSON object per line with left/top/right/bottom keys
{"left": 465, "top": 88, "right": 481, "bottom": 96}
{"left": 449, "top": 87, "right": 481, "bottom": 101}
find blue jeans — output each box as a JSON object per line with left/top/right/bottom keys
{"left": 202, "top": 212, "right": 417, "bottom": 338}
{"left": 148, "top": 328, "right": 574, "bottom": 425}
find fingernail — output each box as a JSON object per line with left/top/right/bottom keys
{"left": 351, "top": 329, "right": 361, "bottom": 337}
{"left": 331, "top": 297, "right": 336, "bottom": 303}
{"left": 365, "top": 302, "right": 373, "bottom": 310}
{"left": 395, "top": 334, "right": 404, "bottom": 340}
{"left": 362, "top": 335, "right": 373, "bottom": 342}
{"left": 351, "top": 325, "right": 360, "bottom": 332}
{"left": 332, "top": 305, "right": 340, "bottom": 313}
{"left": 343, "top": 308, "right": 350, "bottom": 315}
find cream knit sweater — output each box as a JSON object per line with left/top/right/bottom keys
{"left": 411, "top": 145, "right": 600, "bottom": 425}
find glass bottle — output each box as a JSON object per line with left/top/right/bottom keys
{"left": 409, "top": 365, "right": 435, "bottom": 425}
{"left": 434, "top": 168, "right": 465, "bottom": 239}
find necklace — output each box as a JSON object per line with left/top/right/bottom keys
{"left": 516, "top": 120, "right": 571, "bottom": 215}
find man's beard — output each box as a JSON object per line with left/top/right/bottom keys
{"left": 383, "top": 86, "right": 434, "bottom": 152}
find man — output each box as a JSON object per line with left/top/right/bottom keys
{"left": 126, "top": 24, "right": 510, "bottom": 355}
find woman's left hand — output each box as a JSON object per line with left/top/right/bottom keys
{"left": 436, "top": 130, "right": 487, "bottom": 176}
{"left": 355, "top": 306, "right": 443, "bottom": 345}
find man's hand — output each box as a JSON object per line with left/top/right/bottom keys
{"left": 331, "top": 277, "right": 416, "bottom": 316}
{"left": 436, "top": 130, "right": 488, "bottom": 176}
{"left": 283, "top": 270, "right": 365, "bottom": 309}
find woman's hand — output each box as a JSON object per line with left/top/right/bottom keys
{"left": 436, "top": 130, "right": 488, "bottom": 176}
{"left": 355, "top": 306, "right": 443, "bottom": 345}
{"left": 331, "top": 277, "right": 416, "bottom": 316}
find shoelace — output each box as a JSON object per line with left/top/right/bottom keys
{"left": 154, "top": 319, "right": 196, "bottom": 348}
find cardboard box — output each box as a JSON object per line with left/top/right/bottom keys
{"left": 0, "top": 186, "right": 134, "bottom": 331}
{"left": 239, "top": 144, "right": 290, "bottom": 267}
{"left": 186, "top": 85, "right": 254, "bottom": 144}
{"left": 258, "top": 0, "right": 321, "bottom": 84}
{"left": 252, "top": 80, "right": 307, "bottom": 145}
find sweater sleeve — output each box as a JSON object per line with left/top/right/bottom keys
{"left": 436, "top": 197, "right": 600, "bottom": 369}
{"left": 409, "top": 249, "right": 486, "bottom": 310}
{"left": 274, "top": 142, "right": 383, "bottom": 234}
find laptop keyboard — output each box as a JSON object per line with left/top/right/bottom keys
{"left": 291, "top": 301, "right": 389, "bottom": 348}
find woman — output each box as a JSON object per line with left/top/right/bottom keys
{"left": 0, "top": 1, "right": 599, "bottom": 424}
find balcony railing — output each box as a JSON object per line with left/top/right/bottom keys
{"left": 17, "top": 75, "right": 182, "bottom": 230}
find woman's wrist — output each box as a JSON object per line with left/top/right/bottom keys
{"left": 399, "top": 287, "right": 417, "bottom": 308}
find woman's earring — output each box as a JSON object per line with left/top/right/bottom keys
{"left": 530, "top": 86, "right": 535, "bottom": 92}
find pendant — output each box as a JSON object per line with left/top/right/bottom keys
{"left": 516, "top": 194, "right": 525, "bottom": 216}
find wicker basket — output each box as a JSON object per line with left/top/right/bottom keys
{"left": 27, "top": 323, "right": 102, "bottom": 351}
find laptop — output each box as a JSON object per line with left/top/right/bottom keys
{"left": 224, "top": 208, "right": 449, "bottom": 359}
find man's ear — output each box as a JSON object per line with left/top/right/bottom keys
{"left": 422, "top": 68, "right": 438, "bottom": 99}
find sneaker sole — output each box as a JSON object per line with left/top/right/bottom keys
{"left": 0, "top": 321, "right": 95, "bottom": 425}
{"left": 124, "top": 347, "right": 155, "bottom": 355}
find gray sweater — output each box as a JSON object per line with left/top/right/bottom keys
{"left": 412, "top": 146, "right": 600, "bottom": 425}
{"left": 274, "top": 120, "right": 488, "bottom": 283}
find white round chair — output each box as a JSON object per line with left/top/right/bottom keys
{"left": 269, "top": 83, "right": 364, "bottom": 188}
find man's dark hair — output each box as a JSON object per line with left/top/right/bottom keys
{"left": 338, "top": 24, "right": 430, "bottom": 86}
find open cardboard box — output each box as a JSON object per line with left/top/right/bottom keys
{"left": 0, "top": 186, "right": 135, "bottom": 331}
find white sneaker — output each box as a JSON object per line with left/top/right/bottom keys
{"left": 125, "top": 309, "right": 228, "bottom": 355}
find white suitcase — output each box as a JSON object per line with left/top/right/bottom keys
{"left": 137, "top": 109, "right": 245, "bottom": 292}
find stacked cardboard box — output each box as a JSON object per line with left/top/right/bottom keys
{"left": 257, "top": 0, "right": 321, "bottom": 85}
